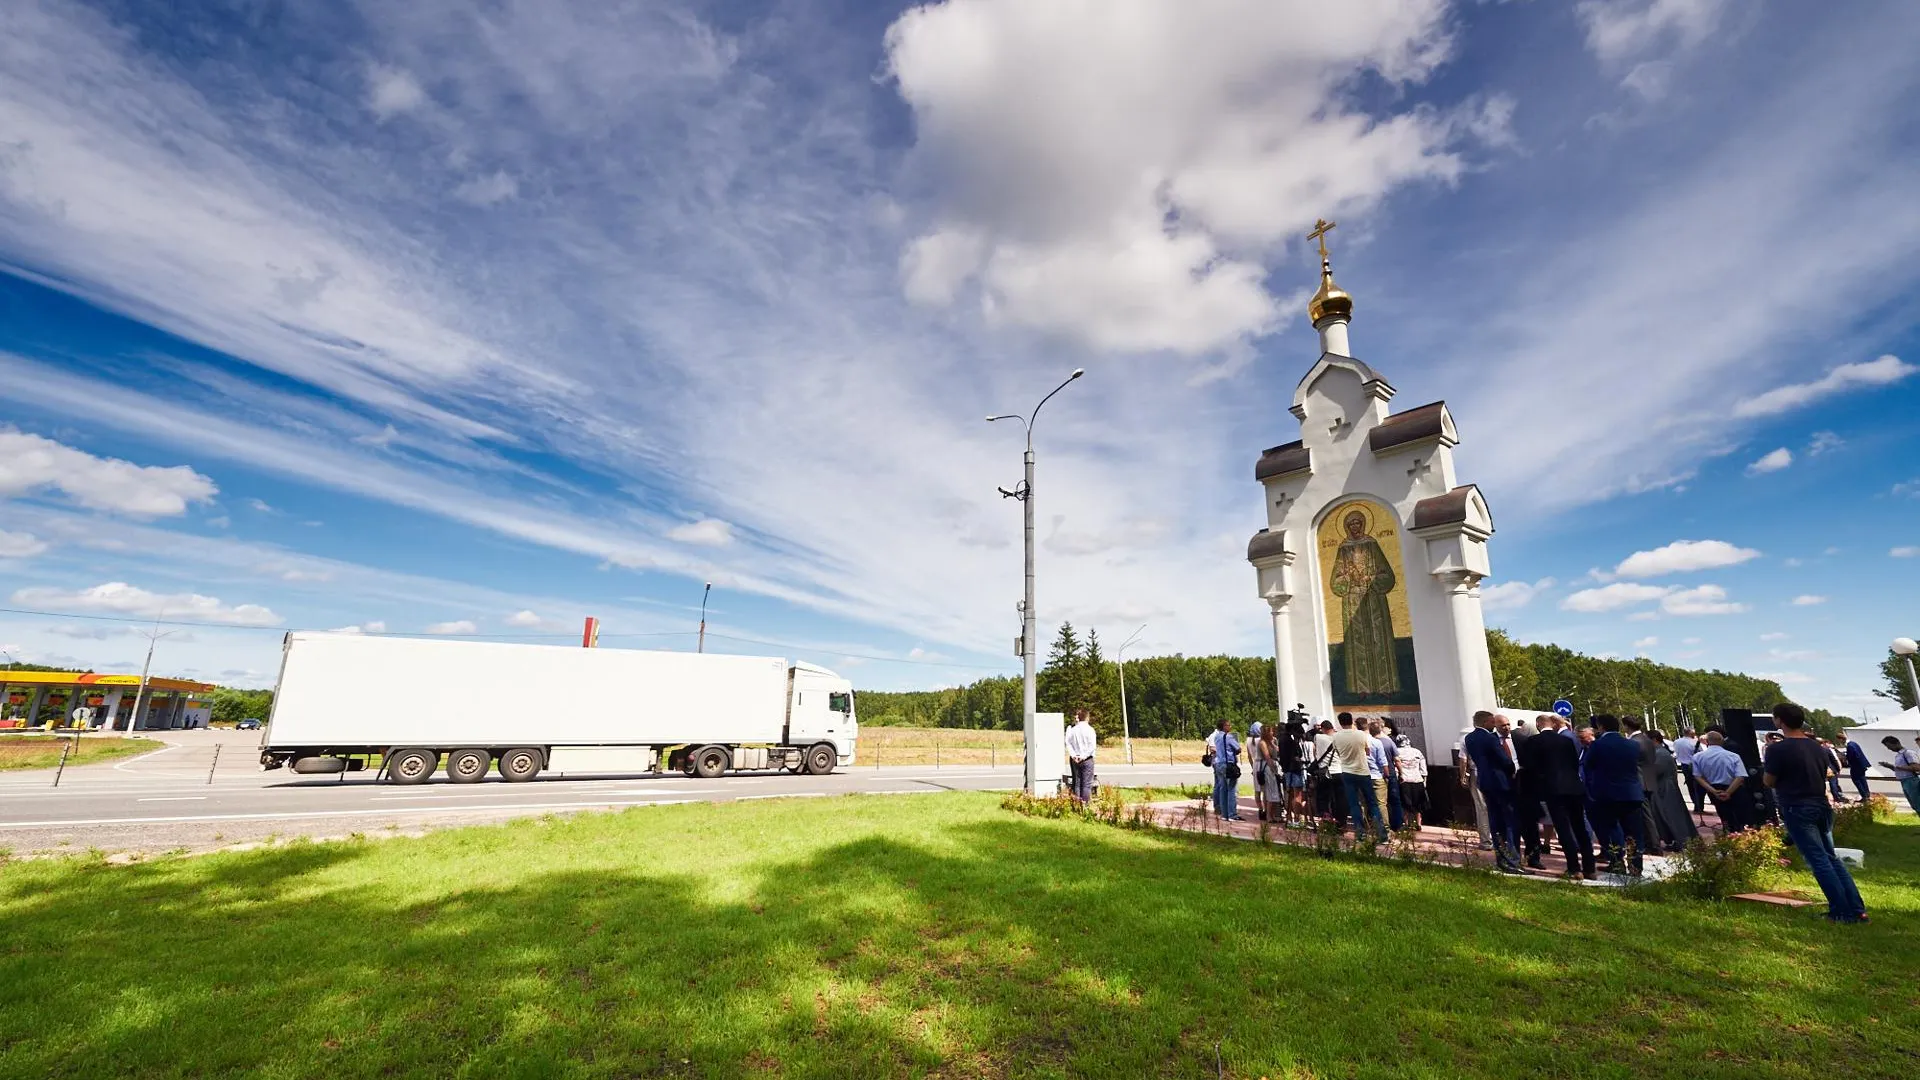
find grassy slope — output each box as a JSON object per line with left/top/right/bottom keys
{"left": 0, "top": 736, "right": 155, "bottom": 771}
{"left": 0, "top": 794, "right": 1914, "bottom": 1079}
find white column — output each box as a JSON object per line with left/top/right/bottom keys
{"left": 1441, "top": 569, "right": 1492, "bottom": 732}
{"left": 1267, "top": 595, "right": 1294, "bottom": 726}
{"left": 1316, "top": 316, "right": 1350, "bottom": 357}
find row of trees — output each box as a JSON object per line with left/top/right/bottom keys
{"left": 859, "top": 623, "right": 1862, "bottom": 739}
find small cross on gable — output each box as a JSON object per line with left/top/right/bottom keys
{"left": 1273, "top": 492, "right": 1294, "bottom": 513}
{"left": 1327, "top": 415, "right": 1352, "bottom": 438}
{"left": 1407, "top": 457, "right": 1433, "bottom": 481}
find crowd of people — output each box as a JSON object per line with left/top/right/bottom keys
{"left": 1190, "top": 700, "right": 1913, "bottom": 926}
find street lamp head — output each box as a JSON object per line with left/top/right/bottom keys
{"left": 1069, "top": 368, "right": 1084, "bottom": 379}
{"left": 1894, "top": 637, "right": 1919, "bottom": 656}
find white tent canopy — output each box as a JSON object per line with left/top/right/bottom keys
{"left": 1843, "top": 706, "right": 1918, "bottom": 777}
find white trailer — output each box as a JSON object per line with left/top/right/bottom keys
{"left": 258, "top": 632, "right": 857, "bottom": 784}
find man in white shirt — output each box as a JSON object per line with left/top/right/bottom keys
{"left": 1065, "top": 709, "right": 1097, "bottom": 804}
{"left": 1672, "top": 729, "right": 1703, "bottom": 814}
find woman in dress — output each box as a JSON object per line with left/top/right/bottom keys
{"left": 1646, "top": 730, "right": 1699, "bottom": 851}
{"left": 1252, "top": 723, "right": 1284, "bottom": 822}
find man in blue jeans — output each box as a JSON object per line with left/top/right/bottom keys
{"left": 1764, "top": 703, "right": 1868, "bottom": 924}
{"left": 1207, "top": 719, "right": 1243, "bottom": 821}
{"left": 1332, "top": 713, "right": 1387, "bottom": 842}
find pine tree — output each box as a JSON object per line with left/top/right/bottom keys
{"left": 1038, "top": 621, "right": 1082, "bottom": 715}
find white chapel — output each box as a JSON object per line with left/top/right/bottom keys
{"left": 1247, "top": 221, "right": 1498, "bottom": 763}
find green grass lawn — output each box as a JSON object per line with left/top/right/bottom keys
{"left": 0, "top": 735, "right": 155, "bottom": 771}
{"left": 0, "top": 794, "right": 1915, "bottom": 1079}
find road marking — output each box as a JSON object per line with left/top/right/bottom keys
{"left": 0, "top": 799, "right": 706, "bottom": 829}
{"left": 370, "top": 787, "right": 729, "bottom": 801}
{"left": 110, "top": 744, "right": 186, "bottom": 771}
{"left": 737, "top": 792, "right": 832, "bottom": 800}
{"left": 136, "top": 796, "right": 209, "bottom": 802}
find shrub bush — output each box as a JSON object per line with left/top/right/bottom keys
{"left": 1833, "top": 794, "right": 1895, "bottom": 841}
{"left": 1665, "top": 826, "right": 1787, "bottom": 900}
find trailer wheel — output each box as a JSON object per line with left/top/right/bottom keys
{"left": 691, "top": 745, "right": 730, "bottom": 779}
{"left": 804, "top": 743, "right": 837, "bottom": 776}
{"left": 446, "top": 748, "right": 491, "bottom": 784}
{"left": 499, "top": 748, "right": 543, "bottom": 783}
{"left": 387, "top": 747, "right": 438, "bottom": 785}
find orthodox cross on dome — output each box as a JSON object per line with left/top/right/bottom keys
{"left": 1307, "top": 218, "right": 1336, "bottom": 261}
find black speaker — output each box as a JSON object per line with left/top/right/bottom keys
{"left": 1721, "top": 709, "right": 1762, "bottom": 770}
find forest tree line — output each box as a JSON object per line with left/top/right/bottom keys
{"left": 857, "top": 624, "right": 1861, "bottom": 739}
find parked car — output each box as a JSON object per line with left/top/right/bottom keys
{"left": 236, "top": 718, "right": 263, "bottom": 730}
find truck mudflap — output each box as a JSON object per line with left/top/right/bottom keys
{"left": 260, "top": 752, "right": 285, "bottom": 770}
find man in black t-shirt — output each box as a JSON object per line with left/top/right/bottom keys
{"left": 1763, "top": 704, "right": 1867, "bottom": 924}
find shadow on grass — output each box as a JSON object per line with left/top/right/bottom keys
{"left": 0, "top": 804, "right": 1915, "bottom": 1079}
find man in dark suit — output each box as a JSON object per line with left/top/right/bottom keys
{"left": 1623, "top": 715, "right": 1663, "bottom": 854}
{"left": 1584, "top": 714, "right": 1652, "bottom": 876}
{"left": 1463, "top": 710, "right": 1524, "bottom": 874}
{"left": 1519, "top": 713, "right": 1595, "bottom": 879}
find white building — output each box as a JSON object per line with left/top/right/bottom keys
{"left": 1247, "top": 223, "right": 1497, "bottom": 764}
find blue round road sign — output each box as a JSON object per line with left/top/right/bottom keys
{"left": 1552, "top": 699, "right": 1574, "bottom": 718}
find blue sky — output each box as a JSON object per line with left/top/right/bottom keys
{"left": 0, "top": 0, "right": 1915, "bottom": 716}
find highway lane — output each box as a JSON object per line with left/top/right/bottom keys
{"left": 0, "top": 736, "right": 1213, "bottom": 855}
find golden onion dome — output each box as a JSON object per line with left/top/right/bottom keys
{"left": 1307, "top": 258, "right": 1352, "bottom": 325}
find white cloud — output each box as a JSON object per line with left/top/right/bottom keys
{"left": 364, "top": 620, "right": 388, "bottom": 634}
{"left": 1562, "top": 582, "right": 1671, "bottom": 612}
{"left": 1626, "top": 611, "right": 1661, "bottom": 623}
{"left": 246, "top": 498, "right": 278, "bottom": 514}
{"left": 884, "top": 0, "right": 1507, "bottom": 355}
{"left": 1577, "top": 0, "right": 1729, "bottom": 65}
{"left": 1660, "top": 584, "right": 1747, "bottom": 616}
{"left": 327, "top": 625, "right": 365, "bottom": 635}
{"left": 1632, "top": 635, "right": 1659, "bottom": 649}
{"left": 1682, "top": 637, "right": 1701, "bottom": 645}
{"left": 1756, "top": 671, "right": 1814, "bottom": 686}
{"left": 1759, "top": 632, "right": 1788, "bottom": 641}
{"left": 1745, "top": 448, "right": 1791, "bottom": 475}
{"left": 505, "top": 609, "right": 545, "bottom": 627}
{"left": 1481, "top": 577, "right": 1555, "bottom": 611}
{"left": 1562, "top": 581, "right": 1747, "bottom": 616}
{"left": 1807, "top": 431, "right": 1843, "bottom": 455}
{"left": 1790, "top": 594, "right": 1826, "bottom": 606}
{"left": 1732, "top": 355, "right": 1916, "bottom": 419}
{"left": 10, "top": 582, "right": 280, "bottom": 626}
{"left": 454, "top": 172, "right": 519, "bottom": 207}
{"left": 1893, "top": 546, "right": 1919, "bottom": 558}
{"left": 424, "top": 619, "right": 479, "bottom": 635}
{"left": 366, "top": 65, "right": 427, "bottom": 120}
{"left": 1613, "top": 539, "right": 1759, "bottom": 578}
{"left": 0, "top": 429, "right": 216, "bottom": 516}
{"left": 667, "top": 518, "right": 734, "bottom": 547}
{"left": 0, "top": 530, "right": 48, "bottom": 558}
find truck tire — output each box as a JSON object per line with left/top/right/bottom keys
{"left": 804, "top": 743, "right": 837, "bottom": 776}
{"left": 691, "top": 745, "right": 730, "bottom": 779}
{"left": 446, "top": 748, "right": 491, "bottom": 784}
{"left": 387, "top": 748, "right": 438, "bottom": 785}
{"left": 499, "top": 748, "right": 543, "bottom": 783}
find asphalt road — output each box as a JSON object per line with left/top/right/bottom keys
{"left": 0, "top": 730, "right": 1212, "bottom": 856}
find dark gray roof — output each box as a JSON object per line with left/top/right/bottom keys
{"left": 1368, "top": 400, "right": 1448, "bottom": 453}
{"left": 1411, "top": 485, "right": 1475, "bottom": 530}
{"left": 1246, "top": 529, "right": 1289, "bottom": 563}
{"left": 1254, "top": 440, "right": 1310, "bottom": 482}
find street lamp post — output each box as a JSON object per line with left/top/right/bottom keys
{"left": 1894, "top": 637, "right": 1920, "bottom": 707}
{"left": 988, "top": 368, "right": 1085, "bottom": 795}
{"left": 124, "top": 618, "right": 177, "bottom": 734}
{"left": 698, "top": 582, "right": 713, "bottom": 653}
{"left": 1116, "top": 624, "right": 1145, "bottom": 766}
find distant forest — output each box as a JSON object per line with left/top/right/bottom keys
{"left": 857, "top": 624, "right": 1855, "bottom": 739}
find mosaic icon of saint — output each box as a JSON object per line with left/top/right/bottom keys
{"left": 1329, "top": 509, "right": 1400, "bottom": 695}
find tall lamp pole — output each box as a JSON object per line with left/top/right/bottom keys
{"left": 1117, "top": 624, "right": 1145, "bottom": 766}
{"left": 125, "top": 617, "right": 177, "bottom": 734}
{"left": 1894, "top": 637, "right": 1920, "bottom": 707}
{"left": 989, "top": 367, "right": 1085, "bottom": 795}
{"left": 698, "top": 582, "right": 713, "bottom": 653}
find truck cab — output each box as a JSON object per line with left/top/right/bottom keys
{"left": 787, "top": 661, "right": 857, "bottom": 766}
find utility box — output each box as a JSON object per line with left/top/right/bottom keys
{"left": 1027, "top": 711, "right": 1066, "bottom": 796}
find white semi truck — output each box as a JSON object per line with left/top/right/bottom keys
{"left": 259, "top": 632, "right": 857, "bottom": 784}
